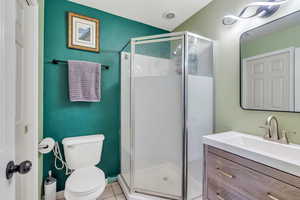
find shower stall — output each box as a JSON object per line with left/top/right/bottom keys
{"left": 119, "top": 32, "right": 214, "bottom": 200}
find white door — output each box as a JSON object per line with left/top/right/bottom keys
{"left": 243, "top": 48, "right": 294, "bottom": 111}
{"left": 1, "top": 0, "right": 39, "bottom": 200}
{"left": 0, "top": 0, "right": 17, "bottom": 199}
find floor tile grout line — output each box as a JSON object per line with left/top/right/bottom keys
{"left": 112, "top": 183, "right": 119, "bottom": 196}
{"left": 111, "top": 183, "right": 117, "bottom": 197}
{"left": 112, "top": 182, "right": 126, "bottom": 200}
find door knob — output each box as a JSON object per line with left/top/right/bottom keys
{"left": 6, "top": 160, "right": 32, "bottom": 180}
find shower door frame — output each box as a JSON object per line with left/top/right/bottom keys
{"left": 130, "top": 33, "right": 186, "bottom": 200}
{"left": 121, "top": 31, "right": 214, "bottom": 200}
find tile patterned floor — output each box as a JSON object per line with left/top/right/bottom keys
{"left": 58, "top": 182, "right": 126, "bottom": 200}
{"left": 98, "top": 182, "right": 126, "bottom": 200}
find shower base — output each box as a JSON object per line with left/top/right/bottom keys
{"left": 118, "top": 162, "right": 202, "bottom": 200}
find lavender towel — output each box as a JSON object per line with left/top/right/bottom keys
{"left": 68, "top": 60, "right": 101, "bottom": 102}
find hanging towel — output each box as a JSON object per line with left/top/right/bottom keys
{"left": 68, "top": 60, "right": 101, "bottom": 102}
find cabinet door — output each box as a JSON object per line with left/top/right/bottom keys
{"left": 205, "top": 149, "right": 300, "bottom": 200}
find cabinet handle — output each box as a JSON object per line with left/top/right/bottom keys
{"left": 216, "top": 168, "right": 234, "bottom": 179}
{"left": 216, "top": 193, "right": 225, "bottom": 200}
{"left": 267, "top": 194, "right": 280, "bottom": 200}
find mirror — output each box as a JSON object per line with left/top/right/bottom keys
{"left": 240, "top": 11, "right": 300, "bottom": 112}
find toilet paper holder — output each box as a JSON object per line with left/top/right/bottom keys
{"left": 38, "top": 138, "right": 55, "bottom": 154}
{"left": 38, "top": 144, "right": 49, "bottom": 150}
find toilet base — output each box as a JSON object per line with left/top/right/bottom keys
{"left": 64, "top": 186, "right": 105, "bottom": 200}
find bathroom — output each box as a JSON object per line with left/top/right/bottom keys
{"left": 1, "top": 0, "right": 300, "bottom": 200}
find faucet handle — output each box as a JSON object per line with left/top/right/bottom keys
{"left": 280, "top": 130, "right": 296, "bottom": 144}
{"left": 282, "top": 130, "right": 296, "bottom": 136}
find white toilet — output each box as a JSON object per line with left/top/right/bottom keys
{"left": 62, "top": 135, "right": 106, "bottom": 200}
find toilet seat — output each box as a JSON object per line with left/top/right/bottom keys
{"left": 65, "top": 167, "right": 106, "bottom": 200}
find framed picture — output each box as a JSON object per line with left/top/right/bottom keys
{"left": 68, "top": 12, "right": 100, "bottom": 52}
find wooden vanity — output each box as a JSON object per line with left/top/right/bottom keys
{"left": 203, "top": 145, "right": 300, "bottom": 200}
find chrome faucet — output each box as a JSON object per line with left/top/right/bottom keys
{"left": 266, "top": 115, "right": 280, "bottom": 140}
{"left": 260, "top": 115, "right": 278, "bottom": 140}
{"left": 260, "top": 115, "right": 296, "bottom": 144}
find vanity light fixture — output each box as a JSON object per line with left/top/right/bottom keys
{"left": 222, "top": 0, "right": 288, "bottom": 25}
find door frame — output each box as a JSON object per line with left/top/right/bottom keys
{"left": 129, "top": 34, "right": 186, "bottom": 200}
{"left": 30, "top": 1, "right": 40, "bottom": 199}
{"left": 23, "top": 0, "right": 40, "bottom": 199}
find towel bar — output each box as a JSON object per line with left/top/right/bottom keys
{"left": 52, "top": 59, "right": 110, "bottom": 70}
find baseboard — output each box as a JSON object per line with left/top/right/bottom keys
{"left": 107, "top": 176, "right": 118, "bottom": 184}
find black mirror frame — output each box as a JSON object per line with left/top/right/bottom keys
{"left": 239, "top": 10, "right": 300, "bottom": 113}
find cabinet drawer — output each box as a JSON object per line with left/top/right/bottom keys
{"left": 206, "top": 151, "right": 300, "bottom": 200}
{"left": 207, "top": 177, "right": 251, "bottom": 200}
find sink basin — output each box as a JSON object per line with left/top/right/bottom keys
{"left": 203, "top": 131, "right": 300, "bottom": 177}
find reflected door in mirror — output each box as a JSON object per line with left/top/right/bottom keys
{"left": 242, "top": 49, "right": 294, "bottom": 111}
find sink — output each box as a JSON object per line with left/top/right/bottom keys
{"left": 203, "top": 131, "right": 300, "bottom": 177}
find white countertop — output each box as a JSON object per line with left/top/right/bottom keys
{"left": 203, "top": 131, "right": 300, "bottom": 177}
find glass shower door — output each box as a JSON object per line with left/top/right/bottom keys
{"left": 131, "top": 37, "right": 184, "bottom": 199}
{"left": 186, "top": 33, "right": 214, "bottom": 200}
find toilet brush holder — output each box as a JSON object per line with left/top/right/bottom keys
{"left": 44, "top": 171, "right": 57, "bottom": 200}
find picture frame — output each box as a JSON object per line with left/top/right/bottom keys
{"left": 68, "top": 12, "right": 100, "bottom": 52}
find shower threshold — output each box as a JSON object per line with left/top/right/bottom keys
{"left": 118, "top": 175, "right": 202, "bottom": 200}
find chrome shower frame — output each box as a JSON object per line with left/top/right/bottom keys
{"left": 119, "top": 31, "right": 214, "bottom": 200}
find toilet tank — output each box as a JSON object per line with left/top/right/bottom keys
{"left": 62, "top": 134, "right": 105, "bottom": 169}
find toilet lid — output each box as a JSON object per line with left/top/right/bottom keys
{"left": 66, "top": 167, "right": 106, "bottom": 196}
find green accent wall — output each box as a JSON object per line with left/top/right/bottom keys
{"left": 241, "top": 24, "right": 300, "bottom": 58}
{"left": 43, "top": 0, "right": 168, "bottom": 191}
{"left": 175, "top": 0, "right": 300, "bottom": 144}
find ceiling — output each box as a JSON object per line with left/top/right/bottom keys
{"left": 69, "top": 0, "right": 213, "bottom": 31}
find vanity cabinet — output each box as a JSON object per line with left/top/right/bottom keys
{"left": 203, "top": 145, "right": 300, "bottom": 200}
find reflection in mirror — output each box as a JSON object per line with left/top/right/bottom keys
{"left": 240, "top": 11, "right": 300, "bottom": 112}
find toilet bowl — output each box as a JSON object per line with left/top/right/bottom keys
{"left": 62, "top": 135, "right": 106, "bottom": 200}
{"left": 64, "top": 167, "right": 106, "bottom": 200}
